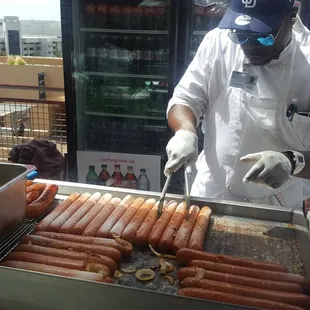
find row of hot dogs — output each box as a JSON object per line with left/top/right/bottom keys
{"left": 35, "top": 191, "right": 211, "bottom": 253}
{"left": 177, "top": 249, "right": 310, "bottom": 310}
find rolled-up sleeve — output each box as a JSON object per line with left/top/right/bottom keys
{"left": 167, "top": 33, "right": 213, "bottom": 126}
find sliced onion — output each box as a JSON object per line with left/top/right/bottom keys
{"left": 120, "top": 265, "right": 137, "bottom": 274}
{"left": 135, "top": 269, "right": 155, "bottom": 281}
{"left": 85, "top": 263, "right": 110, "bottom": 277}
{"left": 164, "top": 275, "right": 176, "bottom": 285}
{"left": 113, "top": 270, "right": 123, "bottom": 279}
{"left": 148, "top": 244, "right": 177, "bottom": 260}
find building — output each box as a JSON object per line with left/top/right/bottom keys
{"left": 0, "top": 16, "right": 62, "bottom": 57}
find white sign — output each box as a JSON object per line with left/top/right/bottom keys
{"left": 77, "top": 151, "right": 161, "bottom": 192}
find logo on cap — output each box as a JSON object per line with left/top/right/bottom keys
{"left": 235, "top": 15, "right": 252, "bottom": 25}
{"left": 242, "top": 0, "right": 257, "bottom": 8}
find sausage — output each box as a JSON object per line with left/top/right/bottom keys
{"left": 26, "top": 184, "right": 59, "bottom": 219}
{"left": 135, "top": 201, "right": 166, "bottom": 246}
{"left": 188, "top": 260, "right": 310, "bottom": 287}
{"left": 182, "top": 277, "right": 310, "bottom": 309}
{"left": 21, "top": 235, "right": 121, "bottom": 262}
{"left": 172, "top": 206, "right": 200, "bottom": 253}
{"left": 26, "top": 180, "right": 33, "bottom": 187}
{"left": 26, "top": 183, "right": 46, "bottom": 194}
{"left": 49, "top": 193, "right": 92, "bottom": 232}
{"left": 26, "top": 191, "right": 41, "bottom": 205}
{"left": 58, "top": 192, "right": 101, "bottom": 233}
{"left": 188, "top": 207, "right": 211, "bottom": 251}
{"left": 72, "top": 193, "right": 113, "bottom": 235}
{"left": 158, "top": 202, "right": 187, "bottom": 252}
{"left": 2, "top": 261, "right": 112, "bottom": 283}
{"left": 148, "top": 201, "right": 178, "bottom": 248}
{"left": 177, "top": 248, "right": 289, "bottom": 273}
{"left": 178, "top": 288, "right": 304, "bottom": 310}
{"left": 96, "top": 195, "right": 135, "bottom": 238}
{"left": 5, "top": 251, "right": 111, "bottom": 276}
{"left": 15, "top": 244, "right": 117, "bottom": 273}
{"left": 83, "top": 197, "right": 121, "bottom": 236}
{"left": 109, "top": 197, "right": 145, "bottom": 238}
{"left": 178, "top": 267, "right": 303, "bottom": 293}
{"left": 36, "top": 193, "right": 81, "bottom": 231}
{"left": 122, "top": 199, "right": 156, "bottom": 243}
{"left": 34, "top": 231, "right": 133, "bottom": 256}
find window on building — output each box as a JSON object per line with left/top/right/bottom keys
{"left": 1, "top": 48, "right": 5, "bottom": 52}
{"left": 7, "top": 30, "right": 20, "bottom": 55}
{"left": 29, "top": 47, "right": 33, "bottom": 51}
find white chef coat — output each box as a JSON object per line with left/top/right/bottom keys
{"left": 167, "top": 16, "right": 310, "bottom": 209}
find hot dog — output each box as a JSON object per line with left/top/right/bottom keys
{"left": 26, "top": 184, "right": 59, "bottom": 219}
{"left": 26, "top": 180, "right": 33, "bottom": 187}
{"left": 58, "top": 192, "right": 101, "bottom": 233}
{"left": 188, "top": 260, "right": 310, "bottom": 287}
{"left": 122, "top": 199, "right": 156, "bottom": 243}
{"left": 26, "top": 191, "right": 41, "bottom": 205}
{"left": 172, "top": 206, "right": 200, "bottom": 253}
{"left": 71, "top": 193, "right": 113, "bottom": 235}
{"left": 49, "top": 193, "right": 91, "bottom": 232}
{"left": 177, "top": 248, "right": 289, "bottom": 272}
{"left": 26, "top": 183, "right": 46, "bottom": 194}
{"left": 2, "top": 261, "right": 113, "bottom": 283}
{"left": 15, "top": 244, "right": 117, "bottom": 273}
{"left": 135, "top": 201, "right": 166, "bottom": 246}
{"left": 21, "top": 235, "right": 121, "bottom": 262}
{"left": 36, "top": 193, "right": 81, "bottom": 231}
{"left": 148, "top": 201, "right": 178, "bottom": 248}
{"left": 34, "top": 231, "right": 133, "bottom": 256}
{"left": 83, "top": 197, "right": 121, "bottom": 236}
{"left": 5, "top": 251, "right": 111, "bottom": 276}
{"left": 178, "top": 267, "right": 303, "bottom": 293}
{"left": 181, "top": 276, "right": 310, "bottom": 308}
{"left": 188, "top": 207, "right": 211, "bottom": 251}
{"left": 96, "top": 195, "right": 135, "bottom": 238}
{"left": 158, "top": 202, "right": 187, "bottom": 252}
{"left": 178, "top": 288, "right": 304, "bottom": 310}
{"left": 109, "top": 197, "right": 145, "bottom": 238}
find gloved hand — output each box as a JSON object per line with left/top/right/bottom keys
{"left": 164, "top": 130, "right": 198, "bottom": 177}
{"left": 240, "top": 151, "right": 292, "bottom": 189}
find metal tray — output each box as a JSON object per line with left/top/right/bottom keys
{"left": 0, "top": 179, "right": 309, "bottom": 310}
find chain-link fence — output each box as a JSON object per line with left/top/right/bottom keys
{"left": 0, "top": 98, "right": 67, "bottom": 161}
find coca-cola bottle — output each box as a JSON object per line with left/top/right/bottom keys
{"left": 154, "top": 36, "right": 168, "bottom": 75}
{"left": 124, "top": 166, "right": 137, "bottom": 189}
{"left": 97, "top": 35, "right": 109, "bottom": 71}
{"left": 86, "top": 165, "right": 98, "bottom": 185}
{"left": 120, "top": 5, "right": 132, "bottom": 30}
{"left": 109, "top": 5, "right": 121, "bottom": 29}
{"left": 98, "top": 164, "right": 110, "bottom": 185}
{"left": 137, "top": 169, "right": 150, "bottom": 191}
{"left": 142, "top": 36, "right": 155, "bottom": 74}
{"left": 86, "top": 34, "right": 98, "bottom": 71}
{"left": 131, "top": 36, "right": 143, "bottom": 73}
{"left": 85, "top": 3, "right": 97, "bottom": 28}
{"left": 98, "top": 4, "right": 108, "bottom": 28}
{"left": 154, "top": 5, "right": 167, "bottom": 31}
{"left": 111, "top": 164, "right": 124, "bottom": 187}
{"left": 143, "top": 6, "right": 156, "bottom": 30}
{"left": 108, "top": 36, "right": 118, "bottom": 71}
{"left": 132, "top": 6, "right": 143, "bottom": 30}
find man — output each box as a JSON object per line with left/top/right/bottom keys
{"left": 165, "top": 0, "right": 310, "bottom": 208}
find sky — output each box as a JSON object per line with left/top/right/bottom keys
{"left": 0, "top": 0, "right": 61, "bottom": 21}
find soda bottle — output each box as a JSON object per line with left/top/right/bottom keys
{"left": 154, "top": 36, "right": 167, "bottom": 75}
{"left": 124, "top": 166, "right": 137, "bottom": 189}
{"left": 97, "top": 35, "right": 109, "bottom": 71}
{"left": 86, "top": 165, "right": 98, "bottom": 185}
{"left": 109, "top": 5, "right": 121, "bottom": 29}
{"left": 111, "top": 164, "right": 125, "bottom": 187}
{"left": 137, "top": 169, "right": 150, "bottom": 191}
{"left": 131, "top": 36, "right": 143, "bottom": 73}
{"left": 132, "top": 6, "right": 143, "bottom": 30}
{"left": 86, "top": 34, "right": 98, "bottom": 71}
{"left": 85, "top": 3, "right": 97, "bottom": 28}
{"left": 143, "top": 7, "right": 156, "bottom": 30}
{"left": 98, "top": 4, "right": 108, "bottom": 28}
{"left": 154, "top": 5, "right": 167, "bottom": 31}
{"left": 98, "top": 164, "right": 110, "bottom": 185}
{"left": 108, "top": 36, "right": 118, "bottom": 71}
{"left": 120, "top": 5, "right": 132, "bottom": 30}
{"left": 142, "top": 36, "right": 154, "bottom": 74}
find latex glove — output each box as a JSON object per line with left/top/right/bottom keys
{"left": 164, "top": 130, "right": 198, "bottom": 177}
{"left": 240, "top": 151, "right": 292, "bottom": 189}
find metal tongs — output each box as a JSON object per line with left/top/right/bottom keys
{"left": 184, "top": 167, "right": 191, "bottom": 216}
{"left": 157, "top": 173, "right": 172, "bottom": 217}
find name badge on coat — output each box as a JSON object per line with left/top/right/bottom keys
{"left": 230, "top": 71, "right": 258, "bottom": 91}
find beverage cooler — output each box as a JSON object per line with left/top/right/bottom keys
{"left": 61, "top": 0, "right": 310, "bottom": 193}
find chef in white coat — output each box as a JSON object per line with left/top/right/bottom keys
{"left": 165, "top": 0, "right": 310, "bottom": 209}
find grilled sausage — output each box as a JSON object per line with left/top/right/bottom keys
{"left": 181, "top": 276, "right": 310, "bottom": 308}
{"left": 188, "top": 207, "right": 211, "bottom": 251}
{"left": 96, "top": 195, "right": 135, "bottom": 238}
{"left": 5, "top": 251, "right": 111, "bottom": 276}
{"left": 26, "top": 183, "right": 46, "bottom": 194}
{"left": 83, "top": 197, "right": 121, "bottom": 236}
{"left": 177, "top": 248, "right": 289, "bottom": 272}
{"left": 49, "top": 193, "right": 92, "bottom": 232}
{"left": 178, "top": 288, "right": 304, "bottom": 310}
{"left": 172, "top": 206, "right": 200, "bottom": 253}
{"left": 135, "top": 201, "right": 166, "bottom": 246}
{"left": 178, "top": 267, "right": 303, "bottom": 293}
{"left": 71, "top": 193, "right": 113, "bottom": 235}
{"left": 148, "top": 201, "right": 178, "bottom": 248}
{"left": 15, "top": 244, "right": 117, "bottom": 273}
{"left": 21, "top": 235, "right": 121, "bottom": 262}
{"left": 158, "top": 202, "right": 187, "bottom": 252}
{"left": 26, "top": 180, "right": 33, "bottom": 187}
{"left": 109, "top": 197, "right": 145, "bottom": 238}
{"left": 26, "top": 184, "right": 59, "bottom": 219}
{"left": 36, "top": 193, "right": 81, "bottom": 232}
{"left": 26, "top": 191, "right": 41, "bottom": 205}
{"left": 2, "top": 261, "right": 112, "bottom": 283}
{"left": 34, "top": 231, "right": 133, "bottom": 256}
{"left": 58, "top": 192, "right": 101, "bottom": 233}
{"left": 188, "top": 260, "right": 310, "bottom": 287}
{"left": 122, "top": 199, "right": 156, "bottom": 243}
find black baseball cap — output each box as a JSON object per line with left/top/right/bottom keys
{"left": 218, "top": 0, "right": 295, "bottom": 33}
